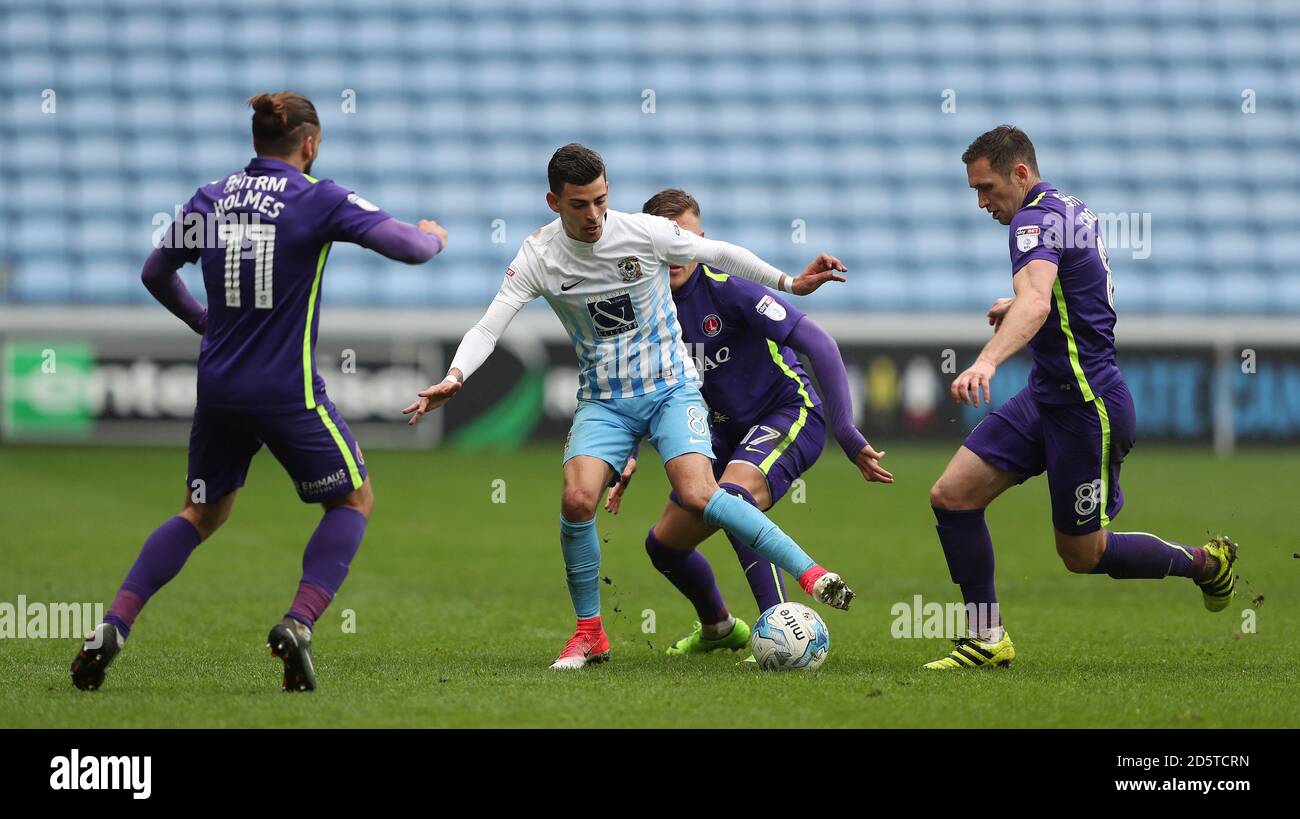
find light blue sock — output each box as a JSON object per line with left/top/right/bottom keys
{"left": 702, "top": 489, "right": 815, "bottom": 578}
{"left": 559, "top": 516, "right": 601, "bottom": 618}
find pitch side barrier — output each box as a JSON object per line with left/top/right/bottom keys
{"left": 2, "top": 307, "right": 1297, "bottom": 452}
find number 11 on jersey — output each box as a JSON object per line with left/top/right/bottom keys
{"left": 219, "top": 222, "right": 277, "bottom": 309}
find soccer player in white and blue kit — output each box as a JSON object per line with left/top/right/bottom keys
{"left": 404, "top": 144, "right": 855, "bottom": 668}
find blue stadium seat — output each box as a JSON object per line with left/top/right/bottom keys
{"left": 13, "top": 259, "right": 75, "bottom": 303}
{"left": 2, "top": 1, "right": 1296, "bottom": 313}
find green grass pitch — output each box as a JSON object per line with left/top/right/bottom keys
{"left": 1, "top": 443, "right": 1296, "bottom": 728}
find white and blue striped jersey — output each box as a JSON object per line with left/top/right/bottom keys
{"left": 496, "top": 210, "right": 703, "bottom": 400}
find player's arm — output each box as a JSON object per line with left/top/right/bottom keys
{"left": 319, "top": 180, "right": 446, "bottom": 263}
{"left": 359, "top": 217, "right": 447, "bottom": 264}
{"left": 403, "top": 253, "right": 537, "bottom": 425}
{"left": 402, "top": 297, "right": 520, "bottom": 425}
{"left": 951, "top": 259, "right": 1056, "bottom": 407}
{"left": 986, "top": 296, "right": 1016, "bottom": 329}
{"left": 783, "top": 317, "right": 892, "bottom": 483}
{"left": 146, "top": 202, "right": 208, "bottom": 334}
{"left": 140, "top": 248, "right": 207, "bottom": 335}
{"left": 644, "top": 215, "right": 845, "bottom": 295}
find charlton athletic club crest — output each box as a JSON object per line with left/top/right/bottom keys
{"left": 616, "top": 255, "right": 643, "bottom": 283}
{"left": 702, "top": 314, "right": 722, "bottom": 337}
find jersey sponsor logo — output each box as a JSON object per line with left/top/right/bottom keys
{"left": 299, "top": 468, "right": 350, "bottom": 498}
{"left": 615, "top": 255, "right": 643, "bottom": 283}
{"left": 687, "top": 343, "right": 730, "bottom": 372}
{"left": 346, "top": 192, "right": 380, "bottom": 212}
{"left": 756, "top": 294, "right": 787, "bottom": 321}
{"left": 701, "top": 346, "right": 729, "bottom": 370}
{"left": 585, "top": 292, "right": 639, "bottom": 338}
{"left": 702, "top": 314, "right": 722, "bottom": 336}
{"left": 1015, "top": 225, "right": 1041, "bottom": 252}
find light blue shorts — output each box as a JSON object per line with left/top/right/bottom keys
{"left": 563, "top": 382, "right": 714, "bottom": 473}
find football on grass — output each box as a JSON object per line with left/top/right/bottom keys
{"left": 751, "top": 602, "right": 830, "bottom": 671}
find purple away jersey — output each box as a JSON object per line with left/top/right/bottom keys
{"left": 159, "top": 157, "right": 392, "bottom": 412}
{"left": 670, "top": 265, "right": 821, "bottom": 441}
{"left": 966, "top": 181, "right": 1138, "bottom": 533}
{"left": 1009, "top": 181, "right": 1123, "bottom": 405}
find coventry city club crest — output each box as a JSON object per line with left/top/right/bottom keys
{"left": 616, "top": 256, "right": 643, "bottom": 283}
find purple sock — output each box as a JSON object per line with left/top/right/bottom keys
{"left": 933, "top": 506, "right": 1000, "bottom": 634}
{"left": 286, "top": 507, "right": 367, "bottom": 628}
{"left": 104, "top": 516, "right": 203, "bottom": 639}
{"left": 1092, "top": 531, "right": 1203, "bottom": 579}
{"left": 718, "top": 482, "right": 788, "bottom": 614}
{"left": 287, "top": 582, "right": 332, "bottom": 630}
{"left": 645, "top": 528, "right": 729, "bottom": 625}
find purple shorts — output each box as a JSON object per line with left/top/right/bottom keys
{"left": 186, "top": 398, "right": 367, "bottom": 505}
{"left": 713, "top": 403, "right": 826, "bottom": 505}
{"left": 964, "top": 381, "right": 1136, "bottom": 534}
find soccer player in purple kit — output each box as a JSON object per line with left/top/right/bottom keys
{"left": 603, "top": 190, "right": 892, "bottom": 662}
{"left": 924, "top": 125, "right": 1239, "bottom": 669}
{"left": 70, "top": 92, "right": 447, "bottom": 692}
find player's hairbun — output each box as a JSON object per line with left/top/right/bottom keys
{"left": 249, "top": 93, "right": 288, "bottom": 126}
{"left": 248, "top": 92, "right": 319, "bottom": 156}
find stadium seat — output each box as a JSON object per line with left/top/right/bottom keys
{"left": 1, "top": 0, "right": 1295, "bottom": 313}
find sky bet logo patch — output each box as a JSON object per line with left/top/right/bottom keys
{"left": 1016, "top": 225, "right": 1041, "bottom": 251}
{"left": 586, "top": 292, "right": 638, "bottom": 338}
{"left": 755, "top": 294, "right": 787, "bottom": 321}
{"left": 346, "top": 192, "right": 380, "bottom": 211}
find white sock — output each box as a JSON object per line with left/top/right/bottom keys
{"left": 701, "top": 615, "right": 735, "bottom": 640}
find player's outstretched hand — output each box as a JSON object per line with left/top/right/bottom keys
{"left": 791, "top": 253, "right": 847, "bottom": 295}
{"left": 951, "top": 359, "right": 996, "bottom": 407}
{"left": 603, "top": 456, "right": 637, "bottom": 514}
{"left": 987, "top": 296, "right": 1015, "bottom": 331}
{"left": 853, "top": 443, "right": 894, "bottom": 484}
{"left": 402, "top": 378, "right": 462, "bottom": 425}
{"left": 418, "top": 219, "right": 448, "bottom": 247}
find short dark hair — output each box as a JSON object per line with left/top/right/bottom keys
{"left": 962, "top": 124, "right": 1039, "bottom": 176}
{"left": 548, "top": 143, "right": 605, "bottom": 195}
{"left": 641, "top": 188, "right": 700, "bottom": 219}
{"left": 249, "top": 92, "right": 320, "bottom": 157}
